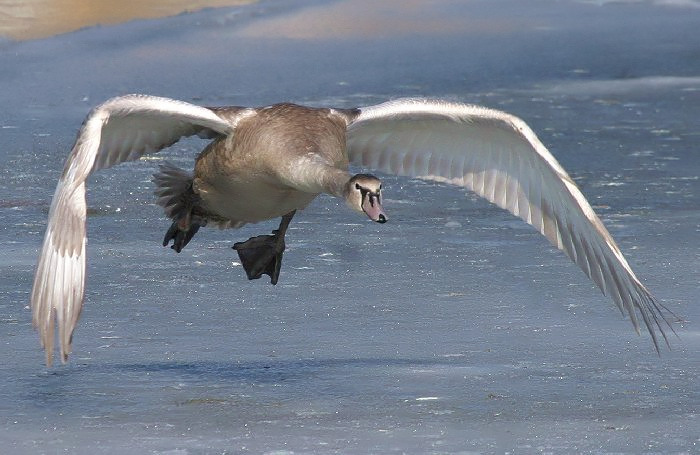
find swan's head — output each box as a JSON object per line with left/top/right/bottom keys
{"left": 345, "top": 174, "right": 387, "bottom": 223}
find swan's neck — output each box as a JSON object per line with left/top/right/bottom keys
{"left": 320, "top": 167, "right": 352, "bottom": 199}
{"left": 283, "top": 159, "right": 351, "bottom": 199}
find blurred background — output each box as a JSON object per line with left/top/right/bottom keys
{"left": 0, "top": 0, "right": 254, "bottom": 40}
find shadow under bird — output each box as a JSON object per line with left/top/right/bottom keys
{"left": 30, "top": 95, "right": 676, "bottom": 365}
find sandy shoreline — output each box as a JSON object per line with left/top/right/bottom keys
{"left": 0, "top": 0, "right": 255, "bottom": 40}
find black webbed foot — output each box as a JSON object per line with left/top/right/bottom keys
{"left": 232, "top": 210, "right": 296, "bottom": 285}
{"left": 233, "top": 233, "right": 285, "bottom": 285}
{"left": 163, "top": 220, "right": 201, "bottom": 253}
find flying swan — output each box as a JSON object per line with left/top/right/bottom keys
{"left": 30, "top": 95, "right": 674, "bottom": 365}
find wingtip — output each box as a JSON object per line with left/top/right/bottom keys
{"left": 44, "top": 348, "right": 53, "bottom": 368}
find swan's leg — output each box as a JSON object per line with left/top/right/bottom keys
{"left": 163, "top": 214, "right": 202, "bottom": 253}
{"left": 233, "top": 210, "right": 296, "bottom": 285}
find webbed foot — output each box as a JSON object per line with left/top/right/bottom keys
{"left": 163, "top": 220, "right": 201, "bottom": 253}
{"left": 233, "top": 233, "right": 285, "bottom": 285}
{"left": 232, "top": 210, "right": 296, "bottom": 285}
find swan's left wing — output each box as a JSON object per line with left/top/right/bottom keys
{"left": 345, "top": 98, "right": 673, "bottom": 350}
{"left": 31, "top": 95, "right": 237, "bottom": 366}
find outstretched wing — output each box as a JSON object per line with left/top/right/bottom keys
{"left": 31, "top": 94, "right": 236, "bottom": 365}
{"left": 346, "top": 98, "right": 673, "bottom": 350}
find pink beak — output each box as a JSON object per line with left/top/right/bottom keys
{"left": 362, "top": 193, "right": 387, "bottom": 223}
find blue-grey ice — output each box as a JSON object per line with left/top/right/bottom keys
{"left": 1, "top": 0, "right": 699, "bottom": 453}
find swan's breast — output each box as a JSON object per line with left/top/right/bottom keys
{"left": 194, "top": 171, "right": 317, "bottom": 223}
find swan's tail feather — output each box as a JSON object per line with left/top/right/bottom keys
{"left": 153, "top": 162, "right": 195, "bottom": 222}
{"left": 153, "top": 162, "right": 205, "bottom": 251}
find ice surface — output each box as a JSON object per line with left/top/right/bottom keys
{"left": 1, "top": 0, "right": 699, "bottom": 453}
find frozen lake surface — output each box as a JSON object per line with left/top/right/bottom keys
{"left": 1, "top": 0, "right": 699, "bottom": 453}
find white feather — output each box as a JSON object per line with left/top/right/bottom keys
{"left": 347, "top": 98, "right": 672, "bottom": 350}
{"left": 30, "top": 95, "right": 235, "bottom": 365}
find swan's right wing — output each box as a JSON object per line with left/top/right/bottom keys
{"left": 345, "top": 98, "right": 675, "bottom": 351}
{"left": 31, "top": 95, "right": 240, "bottom": 366}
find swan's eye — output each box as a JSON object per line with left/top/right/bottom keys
{"left": 355, "top": 183, "right": 361, "bottom": 190}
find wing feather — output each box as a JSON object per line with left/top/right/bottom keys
{"left": 346, "top": 98, "right": 673, "bottom": 350}
{"left": 31, "top": 94, "right": 236, "bottom": 365}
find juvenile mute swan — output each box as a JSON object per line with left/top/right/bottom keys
{"left": 31, "top": 95, "right": 673, "bottom": 365}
